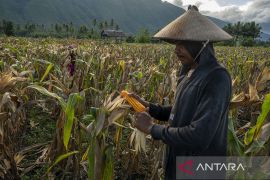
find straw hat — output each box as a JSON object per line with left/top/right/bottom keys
{"left": 154, "top": 5, "right": 233, "bottom": 42}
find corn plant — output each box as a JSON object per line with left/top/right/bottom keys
{"left": 1, "top": 37, "right": 270, "bottom": 179}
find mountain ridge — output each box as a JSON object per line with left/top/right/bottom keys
{"left": 0, "top": 0, "right": 229, "bottom": 34}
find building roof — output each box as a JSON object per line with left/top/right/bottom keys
{"left": 101, "top": 30, "right": 126, "bottom": 37}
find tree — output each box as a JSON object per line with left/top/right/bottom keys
{"left": 16, "top": 24, "right": 20, "bottom": 32}
{"left": 126, "top": 36, "right": 135, "bottom": 43}
{"left": 223, "top": 21, "right": 261, "bottom": 46}
{"left": 56, "top": 24, "right": 63, "bottom": 33}
{"left": 90, "top": 28, "right": 94, "bottom": 34}
{"left": 92, "top": 19, "right": 97, "bottom": 27}
{"left": 69, "top": 22, "right": 74, "bottom": 33}
{"left": 115, "top": 24, "right": 119, "bottom": 30}
{"left": 223, "top": 21, "right": 261, "bottom": 39}
{"left": 135, "top": 28, "right": 150, "bottom": 43}
{"left": 104, "top": 21, "right": 108, "bottom": 29}
{"left": 77, "top": 25, "right": 88, "bottom": 38}
{"left": 0, "top": 21, "right": 3, "bottom": 33}
{"left": 3, "top": 20, "right": 14, "bottom": 36}
{"left": 63, "top": 24, "right": 69, "bottom": 32}
{"left": 99, "top": 22, "right": 103, "bottom": 30}
{"left": 78, "top": 25, "right": 88, "bottom": 34}
{"left": 110, "top": 19, "right": 114, "bottom": 28}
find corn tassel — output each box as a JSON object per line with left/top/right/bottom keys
{"left": 120, "top": 90, "right": 146, "bottom": 112}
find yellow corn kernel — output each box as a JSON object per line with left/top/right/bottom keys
{"left": 120, "top": 90, "right": 146, "bottom": 112}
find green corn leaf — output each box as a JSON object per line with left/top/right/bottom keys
{"left": 81, "top": 145, "right": 90, "bottom": 162}
{"left": 95, "top": 108, "right": 106, "bottom": 136}
{"left": 245, "top": 122, "right": 270, "bottom": 154}
{"left": 0, "top": 60, "right": 4, "bottom": 68}
{"left": 63, "top": 93, "right": 83, "bottom": 150}
{"left": 137, "top": 71, "right": 143, "bottom": 79}
{"left": 244, "top": 126, "right": 256, "bottom": 145}
{"left": 159, "top": 57, "right": 166, "bottom": 68}
{"left": 119, "top": 60, "right": 125, "bottom": 71}
{"left": 103, "top": 146, "right": 114, "bottom": 180}
{"left": 244, "top": 94, "right": 270, "bottom": 145}
{"left": 227, "top": 118, "right": 244, "bottom": 155}
{"left": 254, "top": 94, "right": 270, "bottom": 138}
{"left": 47, "top": 151, "right": 79, "bottom": 172}
{"left": 40, "top": 63, "right": 54, "bottom": 82}
{"left": 88, "top": 137, "right": 95, "bottom": 180}
{"left": 27, "top": 85, "right": 66, "bottom": 109}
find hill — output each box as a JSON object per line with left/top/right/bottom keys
{"left": 0, "top": 0, "right": 227, "bottom": 34}
{"left": 259, "top": 32, "right": 270, "bottom": 41}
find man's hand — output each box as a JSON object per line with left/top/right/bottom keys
{"left": 134, "top": 112, "right": 154, "bottom": 134}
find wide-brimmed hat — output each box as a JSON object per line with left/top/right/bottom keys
{"left": 154, "top": 5, "right": 233, "bottom": 43}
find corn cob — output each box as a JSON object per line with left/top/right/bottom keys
{"left": 120, "top": 90, "right": 146, "bottom": 112}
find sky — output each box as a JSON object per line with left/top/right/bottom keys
{"left": 165, "top": 0, "right": 270, "bottom": 24}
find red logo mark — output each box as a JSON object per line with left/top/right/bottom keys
{"left": 178, "top": 160, "right": 194, "bottom": 175}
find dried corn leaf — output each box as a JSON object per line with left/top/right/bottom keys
{"left": 230, "top": 92, "right": 250, "bottom": 109}
{"left": 249, "top": 83, "right": 260, "bottom": 102}
{"left": 0, "top": 92, "right": 16, "bottom": 112}
{"left": 86, "top": 122, "right": 94, "bottom": 134}
{"left": 3, "top": 159, "right": 11, "bottom": 170}
{"left": 170, "top": 70, "right": 177, "bottom": 94}
{"left": 256, "top": 67, "right": 270, "bottom": 92}
{"left": 232, "top": 76, "right": 239, "bottom": 88}
{"left": 0, "top": 112, "right": 7, "bottom": 141}
{"left": 0, "top": 73, "right": 15, "bottom": 93}
{"left": 130, "top": 128, "right": 146, "bottom": 153}
{"left": 81, "top": 145, "right": 90, "bottom": 162}
{"left": 236, "top": 122, "right": 251, "bottom": 136}
{"left": 256, "top": 66, "right": 270, "bottom": 84}
{"left": 108, "top": 108, "right": 126, "bottom": 125}
{"left": 257, "top": 122, "right": 270, "bottom": 142}
{"left": 14, "top": 154, "right": 25, "bottom": 165}
{"left": 95, "top": 109, "right": 106, "bottom": 135}
{"left": 231, "top": 92, "right": 246, "bottom": 102}
{"left": 18, "top": 70, "right": 34, "bottom": 77}
{"left": 106, "top": 96, "right": 125, "bottom": 112}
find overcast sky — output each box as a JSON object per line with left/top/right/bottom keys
{"left": 165, "top": 0, "right": 270, "bottom": 24}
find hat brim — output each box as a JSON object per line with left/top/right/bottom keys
{"left": 153, "top": 9, "right": 233, "bottom": 43}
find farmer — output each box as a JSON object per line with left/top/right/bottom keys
{"left": 132, "top": 5, "right": 233, "bottom": 180}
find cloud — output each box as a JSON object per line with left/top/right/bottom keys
{"left": 171, "top": 0, "right": 183, "bottom": 7}
{"left": 201, "top": 6, "right": 242, "bottom": 22}
{"left": 204, "top": 0, "right": 270, "bottom": 23}
{"left": 167, "top": 0, "right": 270, "bottom": 23}
{"left": 243, "top": 0, "right": 270, "bottom": 22}
{"left": 194, "top": 1, "right": 202, "bottom": 8}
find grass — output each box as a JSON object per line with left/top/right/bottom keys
{"left": 20, "top": 105, "right": 55, "bottom": 179}
{"left": 23, "top": 106, "right": 55, "bottom": 146}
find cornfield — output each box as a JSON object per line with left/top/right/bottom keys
{"left": 0, "top": 37, "right": 270, "bottom": 179}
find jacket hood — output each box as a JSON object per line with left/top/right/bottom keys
{"left": 179, "top": 42, "right": 217, "bottom": 77}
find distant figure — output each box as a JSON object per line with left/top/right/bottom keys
{"left": 131, "top": 5, "right": 233, "bottom": 180}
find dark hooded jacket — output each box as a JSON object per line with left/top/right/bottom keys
{"left": 149, "top": 43, "right": 232, "bottom": 180}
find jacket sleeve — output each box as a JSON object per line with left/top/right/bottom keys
{"left": 148, "top": 103, "right": 172, "bottom": 122}
{"left": 150, "top": 70, "right": 231, "bottom": 151}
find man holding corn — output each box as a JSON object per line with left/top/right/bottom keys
{"left": 133, "top": 5, "right": 233, "bottom": 180}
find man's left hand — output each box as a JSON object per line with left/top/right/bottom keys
{"left": 134, "top": 112, "right": 154, "bottom": 134}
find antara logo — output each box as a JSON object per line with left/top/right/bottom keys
{"left": 178, "top": 160, "right": 194, "bottom": 175}
{"left": 178, "top": 160, "right": 245, "bottom": 175}
{"left": 196, "top": 163, "right": 245, "bottom": 171}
